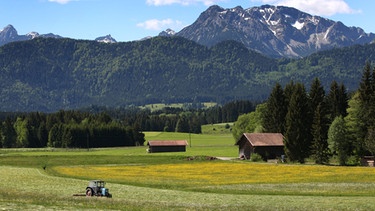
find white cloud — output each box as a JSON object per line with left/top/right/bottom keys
{"left": 146, "top": 0, "right": 226, "bottom": 6}
{"left": 253, "top": 0, "right": 360, "bottom": 16}
{"left": 137, "top": 19, "right": 184, "bottom": 31}
{"left": 48, "top": 0, "right": 76, "bottom": 4}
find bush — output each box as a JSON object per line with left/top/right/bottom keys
{"left": 250, "top": 153, "right": 264, "bottom": 162}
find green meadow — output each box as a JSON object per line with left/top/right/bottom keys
{"left": 1, "top": 130, "right": 375, "bottom": 210}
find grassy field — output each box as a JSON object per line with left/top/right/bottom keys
{"left": 1, "top": 131, "right": 375, "bottom": 210}
{"left": 139, "top": 102, "right": 217, "bottom": 112}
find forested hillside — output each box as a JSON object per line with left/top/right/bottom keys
{"left": 0, "top": 37, "right": 375, "bottom": 112}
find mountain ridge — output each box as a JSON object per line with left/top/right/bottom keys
{"left": 0, "top": 24, "right": 118, "bottom": 46}
{"left": 1, "top": 4, "right": 374, "bottom": 58}
{"left": 0, "top": 36, "right": 374, "bottom": 112}
{"left": 176, "top": 5, "right": 375, "bottom": 58}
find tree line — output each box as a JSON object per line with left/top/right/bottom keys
{"left": 0, "top": 100, "right": 255, "bottom": 148}
{"left": 0, "top": 110, "right": 145, "bottom": 148}
{"left": 89, "top": 100, "right": 255, "bottom": 134}
{"left": 233, "top": 63, "right": 375, "bottom": 165}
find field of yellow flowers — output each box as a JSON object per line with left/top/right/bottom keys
{"left": 2, "top": 143, "right": 375, "bottom": 210}
{"left": 52, "top": 161, "right": 375, "bottom": 196}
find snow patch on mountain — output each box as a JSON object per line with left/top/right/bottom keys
{"left": 176, "top": 4, "right": 375, "bottom": 58}
{"left": 292, "top": 21, "right": 304, "bottom": 30}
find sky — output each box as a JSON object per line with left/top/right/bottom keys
{"left": 1, "top": 0, "right": 374, "bottom": 42}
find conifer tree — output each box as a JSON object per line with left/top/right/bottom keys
{"left": 263, "top": 83, "right": 287, "bottom": 133}
{"left": 311, "top": 103, "right": 330, "bottom": 164}
{"left": 357, "top": 63, "right": 375, "bottom": 155}
{"left": 327, "top": 81, "right": 348, "bottom": 122}
{"left": 338, "top": 83, "right": 349, "bottom": 117}
{"left": 283, "top": 81, "right": 295, "bottom": 106}
{"left": 309, "top": 78, "right": 325, "bottom": 114}
{"left": 284, "top": 83, "right": 311, "bottom": 163}
{"left": 1, "top": 117, "right": 16, "bottom": 148}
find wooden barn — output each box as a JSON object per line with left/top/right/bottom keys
{"left": 147, "top": 140, "right": 188, "bottom": 153}
{"left": 236, "top": 133, "right": 285, "bottom": 160}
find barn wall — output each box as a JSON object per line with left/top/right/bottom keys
{"left": 254, "top": 146, "right": 284, "bottom": 160}
{"left": 149, "top": 146, "right": 186, "bottom": 153}
{"left": 238, "top": 138, "right": 253, "bottom": 159}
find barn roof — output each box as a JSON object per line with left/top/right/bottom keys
{"left": 238, "top": 133, "right": 284, "bottom": 146}
{"left": 147, "top": 140, "right": 188, "bottom": 146}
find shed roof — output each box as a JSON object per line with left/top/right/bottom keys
{"left": 238, "top": 133, "right": 284, "bottom": 146}
{"left": 147, "top": 140, "right": 188, "bottom": 146}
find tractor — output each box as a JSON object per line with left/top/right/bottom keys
{"left": 85, "top": 180, "right": 112, "bottom": 198}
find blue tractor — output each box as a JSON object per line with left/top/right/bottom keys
{"left": 85, "top": 180, "right": 112, "bottom": 198}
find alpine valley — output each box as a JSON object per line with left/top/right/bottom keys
{"left": 1, "top": 5, "right": 375, "bottom": 112}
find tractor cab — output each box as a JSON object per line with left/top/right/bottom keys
{"left": 86, "top": 180, "right": 112, "bottom": 197}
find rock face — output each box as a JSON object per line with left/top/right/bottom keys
{"left": 176, "top": 5, "right": 375, "bottom": 58}
{"left": 159, "top": 29, "right": 176, "bottom": 37}
{"left": 95, "top": 34, "right": 117, "bottom": 43}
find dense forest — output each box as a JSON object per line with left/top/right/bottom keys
{"left": 0, "top": 110, "right": 145, "bottom": 148}
{"left": 232, "top": 63, "right": 375, "bottom": 165}
{"left": 0, "top": 100, "right": 254, "bottom": 148}
{"left": 1, "top": 37, "right": 375, "bottom": 112}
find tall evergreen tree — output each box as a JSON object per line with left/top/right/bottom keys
{"left": 1, "top": 117, "right": 16, "bottom": 148}
{"left": 309, "top": 78, "right": 325, "bottom": 114}
{"left": 284, "top": 83, "right": 311, "bottom": 163}
{"left": 283, "top": 81, "right": 295, "bottom": 107}
{"left": 327, "top": 81, "right": 348, "bottom": 122}
{"left": 311, "top": 103, "right": 330, "bottom": 164}
{"left": 263, "top": 83, "right": 287, "bottom": 133}
{"left": 358, "top": 62, "right": 373, "bottom": 103}
{"left": 357, "top": 63, "right": 375, "bottom": 155}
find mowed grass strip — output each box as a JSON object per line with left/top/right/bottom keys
{"left": 144, "top": 131, "right": 235, "bottom": 146}
{"left": 52, "top": 161, "right": 375, "bottom": 196}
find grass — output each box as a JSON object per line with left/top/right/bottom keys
{"left": 145, "top": 131, "right": 235, "bottom": 146}
{"left": 2, "top": 166, "right": 375, "bottom": 210}
{"left": 201, "top": 122, "right": 234, "bottom": 135}
{"left": 1, "top": 131, "right": 375, "bottom": 210}
{"left": 139, "top": 102, "right": 217, "bottom": 112}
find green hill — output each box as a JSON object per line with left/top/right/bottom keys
{"left": 0, "top": 37, "right": 375, "bottom": 112}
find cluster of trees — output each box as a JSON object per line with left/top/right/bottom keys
{"left": 0, "top": 110, "right": 145, "bottom": 148}
{"left": 92, "top": 100, "right": 255, "bottom": 134}
{"left": 0, "top": 100, "right": 254, "bottom": 148}
{"left": 233, "top": 65, "right": 375, "bottom": 164}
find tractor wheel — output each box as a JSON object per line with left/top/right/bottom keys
{"left": 86, "top": 188, "right": 93, "bottom": 197}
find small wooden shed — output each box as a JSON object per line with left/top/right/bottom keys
{"left": 147, "top": 140, "right": 188, "bottom": 153}
{"left": 236, "top": 133, "right": 284, "bottom": 160}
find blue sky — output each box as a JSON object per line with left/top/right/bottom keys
{"left": 1, "top": 0, "right": 374, "bottom": 42}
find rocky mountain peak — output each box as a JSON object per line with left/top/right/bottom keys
{"left": 95, "top": 34, "right": 117, "bottom": 43}
{"left": 176, "top": 5, "right": 375, "bottom": 58}
{"left": 159, "top": 28, "right": 176, "bottom": 37}
{"left": 0, "top": 24, "right": 18, "bottom": 42}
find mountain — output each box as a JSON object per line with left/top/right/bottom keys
{"left": 0, "top": 25, "right": 119, "bottom": 46}
{"left": 159, "top": 29, "right": 176, "bottom": 37}
{"left": 95, "top": 34, "right": 117, "bottom": 43}
{"left": 176, "top": 5, "right": 375, "bottom": 58}
{"left": 0, "top": 37, "right": 277, "bottom": 112}
{"left": 1, "top": 36, "right": 375, "bottom": 112}
{"left": 0, "top": 24, "right": 62, "bottom": 46}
